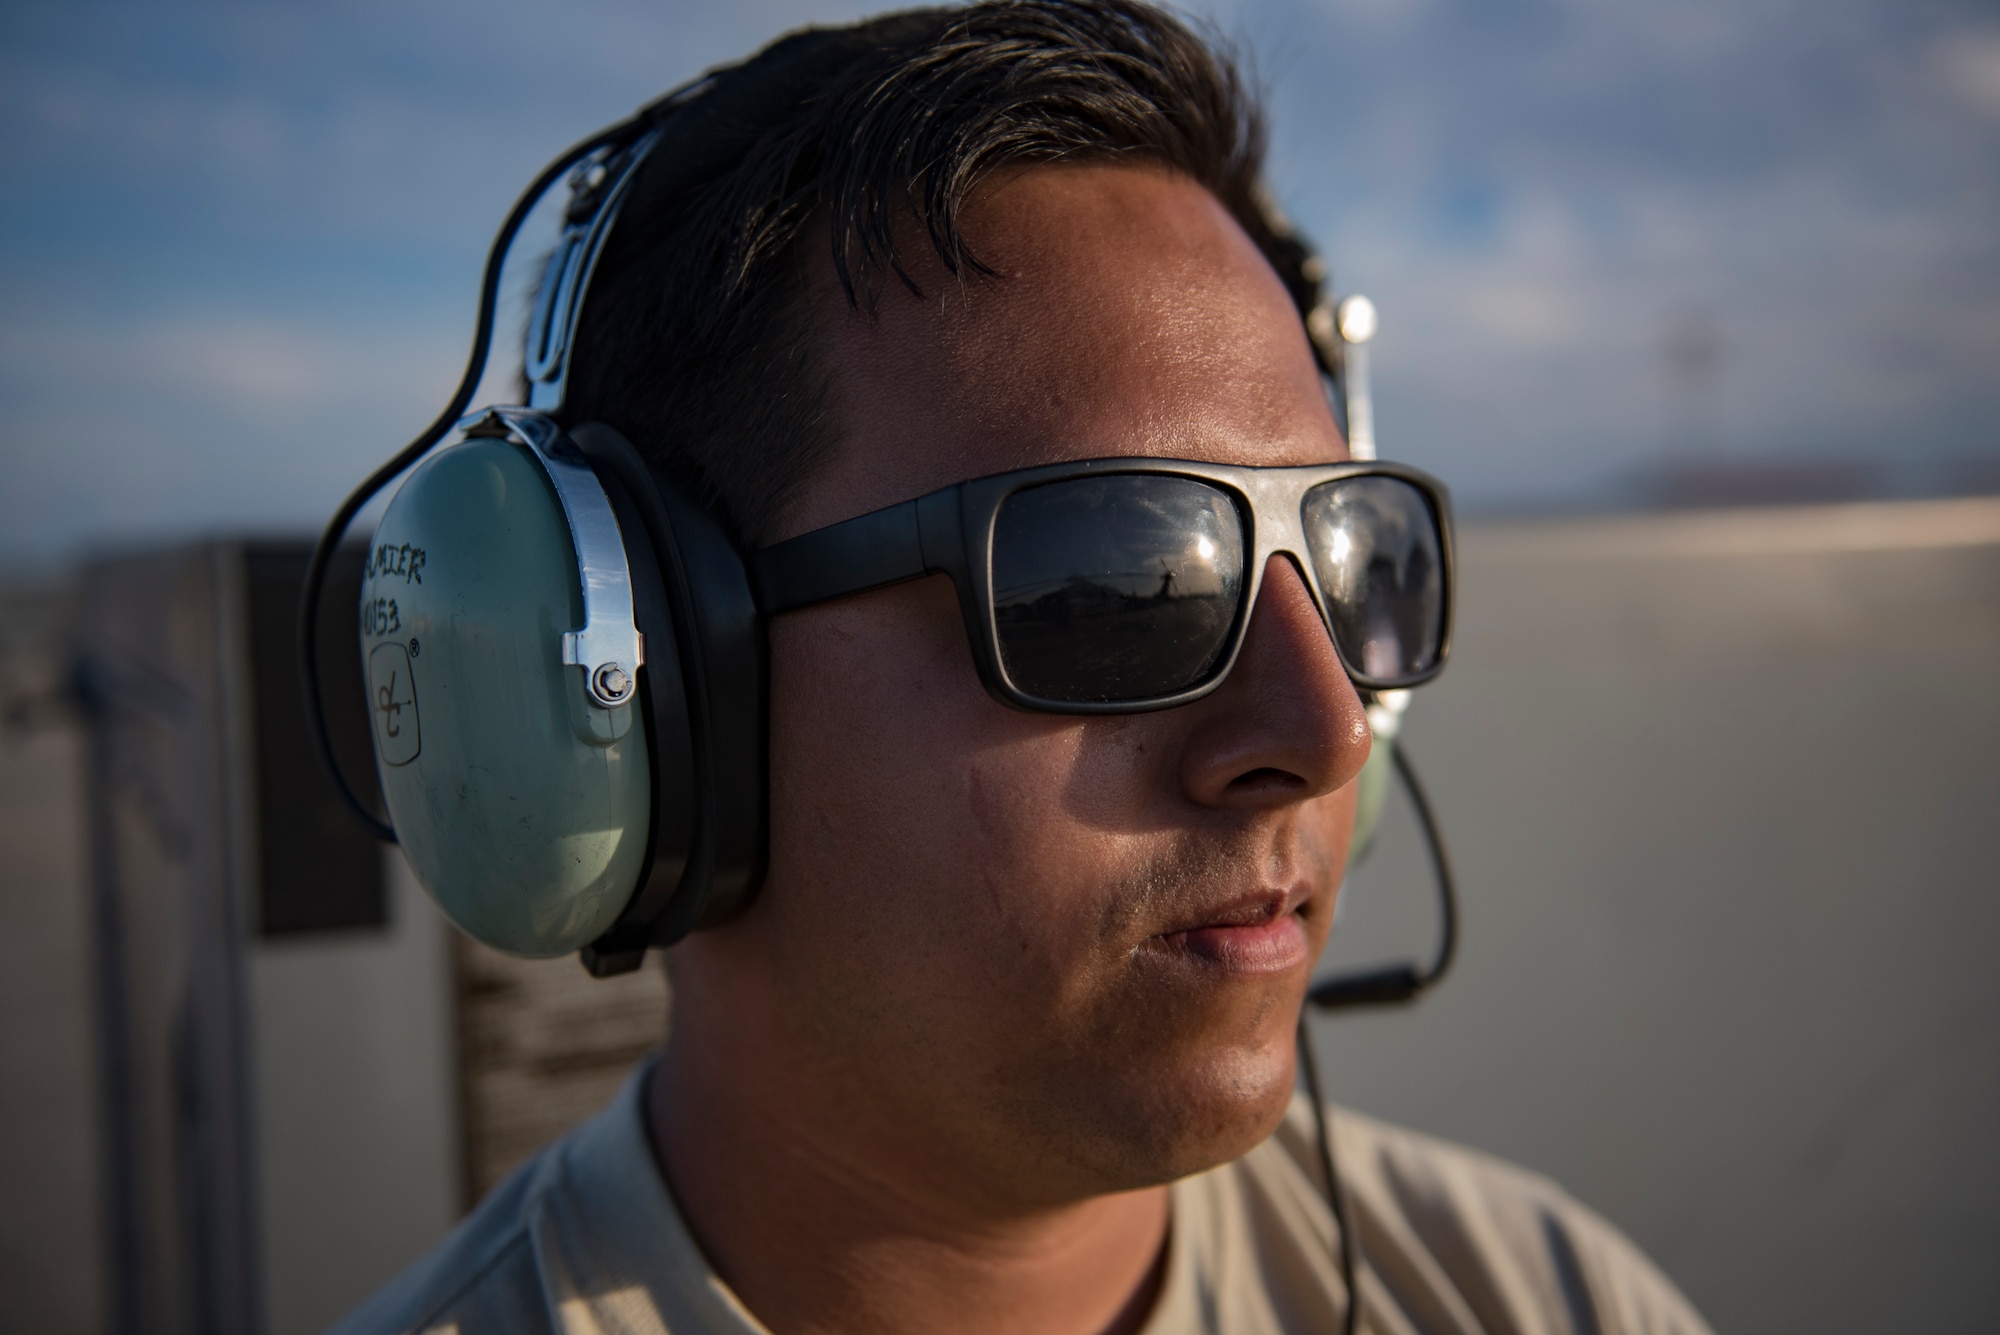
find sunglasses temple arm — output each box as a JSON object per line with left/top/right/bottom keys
{"left": 750, "top": 497, "right": 936, "bottom": 614}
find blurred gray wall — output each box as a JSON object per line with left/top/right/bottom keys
{"left": 1316, "top": 496, "right": 2000, "bottom": 1333}
{"left": 0, "top": 560, "right": 460, "bottom": 1335}
{"left": 247, "top": 857, "right": 459, "bottom": 1335}
{"left": 0, "top": 585, "right": 100, "bottom": 1335}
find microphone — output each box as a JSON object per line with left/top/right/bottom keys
{"left": 1309, "top": 738, "right": 1459, "bottom": 1011}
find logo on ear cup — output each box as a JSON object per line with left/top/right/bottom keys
{"left": 368, "top": 641, "right": 422, "bottom": 767}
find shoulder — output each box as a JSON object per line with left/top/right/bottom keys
{"left": 329, "top": 1149, "right": 561, "bottom": 1335}
{"left": 330, "top": 1060, "right": 761, "bottom": 1335}
{"left": 1217, "top": 1097, "right": 1713, "bottom": 1335}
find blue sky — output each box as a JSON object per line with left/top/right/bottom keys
{"left": 1, "top": 0, "right": 1996, "bottom": 568}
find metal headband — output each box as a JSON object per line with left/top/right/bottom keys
{"left": 458, "top": 406, "right": 646, "bottom": 709}
{"left": 524, "top": 125, "right": 667, "bottom": 411}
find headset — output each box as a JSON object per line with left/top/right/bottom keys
{"left": 302, "top": 36, "right": 1457, "bottom": 976}
{"left": 300, "top": 16, "right": 1458, "bottom": 1331}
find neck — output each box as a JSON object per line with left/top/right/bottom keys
{"left": 647, "top": 988, "right": 1171, "bottom": 1335}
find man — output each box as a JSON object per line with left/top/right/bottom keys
{"left": 341, "top": 3, "right": 1710, "bottom": 1331}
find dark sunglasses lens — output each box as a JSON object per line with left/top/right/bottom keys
{"left": 1302, "top": 477, "right": 1445, "bottom": 683}
{"left": 992, "top": 475, "right": 1245, "bottom": 703}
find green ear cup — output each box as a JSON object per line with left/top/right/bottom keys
{"left": 1346, "top": 736, "right": 1394, "bottom": 868}
{"left": 1346, "top": 692, "right": 1409, "bottom": 869}
{"left": 359, "top": 436, "right": 652, "bottom": 956}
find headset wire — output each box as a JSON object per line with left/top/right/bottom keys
{"left": 1308, "top": 741, "right": 1458, "bottom": 1009}
{"left": 1296, "top": 1019, "right": 1361, "bottom": 1335}
{"left": 1390, "top": 740, "right": 1458, "bottom": 990}
{"left": 295, "top": 117, "right": 661, "bottom": 842}
{"left": 1299, "top": 738, "right": 1461, "bottom": 1334}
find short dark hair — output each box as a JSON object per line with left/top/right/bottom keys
{"left": 564, "top": 0, "right": 1326, "bottom": 547}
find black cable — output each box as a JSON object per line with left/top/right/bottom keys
{"left": 1295, "top": 738, "right": 1464, "bottom": 1329}
{"left": 294, "top": 116, "right": 651, "bottom": 842}
{"left": 1393, "top": 740, "right": 1458, "bottom": 989}
{"left": 1296, "top": 1020, "right": 1360, "bottom": 1335}
{"left": 1308, "top": 740, "right": 1459, "bottom": 1009}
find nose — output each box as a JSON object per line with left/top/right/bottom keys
{"left": 1178, "top": 555, "right": 1372, "bottom": 810}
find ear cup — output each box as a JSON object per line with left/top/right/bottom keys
{"left": 569, "top": 446, "right": 694, "bottom": 975}
{"left": 1345, "top": 692, "right": 1410, "bottom": 870}
{"left": 1345, "top": 737, "right": 1394, "bottom": 869}
{"left": 360, "top": 434, "right": 653, "bottom": 956}
{"left": 570, "top": 423, "right": 768, "bottom": 952}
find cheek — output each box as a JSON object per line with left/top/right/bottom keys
{"left": 762, "top": 579, "right": 1128, "bottom": 1000}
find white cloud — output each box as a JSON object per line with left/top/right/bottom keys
{"left": 1459, "top": 281, "right": 1585, "bottom": 347}
{"left": 0, "top": 312, "right": 460, "bottom": 428}
{"left": 0, "top": 0, "right": 1993, "bottom": 547}
{"left": 1938, "top": 30, "right": 2000, "bottom": 119}
{"left": 0, "top": 305, "right": 467, "bottom": 562}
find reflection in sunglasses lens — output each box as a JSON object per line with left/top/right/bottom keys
{"left": 1302, "top": 477, "right": 1444, "bottom": 683}
{"left": 992, "top": 476, "right": 1245, "bottom": 703}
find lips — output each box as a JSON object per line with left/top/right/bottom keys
{"left": 1149, "top": 887, "right": 1311, "bottom": 975}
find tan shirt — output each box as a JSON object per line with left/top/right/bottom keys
{"left": 336, "top": 1063, "right": 1711, "bottom": 1335}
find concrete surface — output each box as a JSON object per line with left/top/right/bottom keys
{"left": 1316, "top": 496, "right": 2000, "bottom": 1333}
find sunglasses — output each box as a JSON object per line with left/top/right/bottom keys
{"left": 750, "top": 457, "right": 1454, "bottom": 713}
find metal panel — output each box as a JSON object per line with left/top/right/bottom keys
{"left": 75, "top": 547, "right": 259, "bottom": 1335}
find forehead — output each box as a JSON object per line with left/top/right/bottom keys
{"left": 787, "top": 163, "right": 1344, "bottom": 539}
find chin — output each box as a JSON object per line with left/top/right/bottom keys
{"left": 1018, "top": 1026, "right": 1301, "bottom": 1196}
{"left": 1147, "top": 1039, "right": 1300, "bottom": 1177}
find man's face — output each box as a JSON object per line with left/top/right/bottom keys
{"left": 676, "top": 164, "right": 1370, "bottom": 1206}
